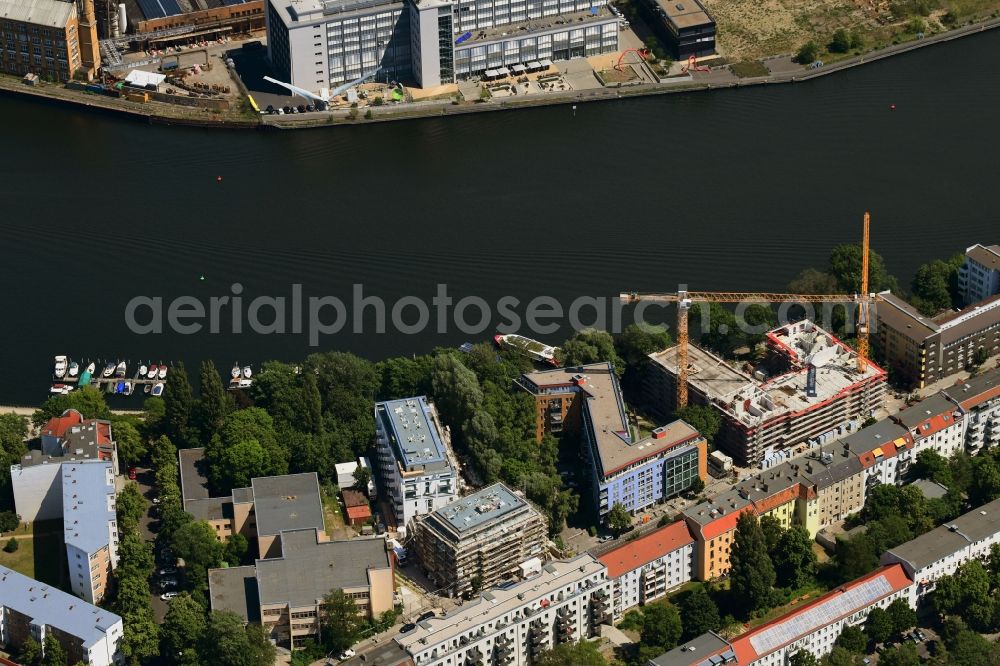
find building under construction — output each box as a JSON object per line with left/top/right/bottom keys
{"left": 411, "top": 483, "right": 546, "bottom": 598}
{"left": 647, "top": 320, "right": 887, "bottom": 467}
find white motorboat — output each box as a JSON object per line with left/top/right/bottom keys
{"left": 144, "top": 384, "right": 151, "bottom": 394}
{"left": 239, "top": 378, "right": 252, "bottom": 388}
{"left": 231, "top": 363, "right": 241, "bottom": 379}
{"left": 50, "top": 383, "right": 67, "bottom": 394}
{"left": 147, "top": 364, "right": 158, "bottom": 379}
{"left": 151, "top": 382, "right": 164, "bottom": 396}
{"left": 158, "top": 365, "right": 168, "bottom": 379}
{"left": 123, "top": 382, "right": 134, "bottom": 396}
{"left": 139, "top": 363, "right": 148, "bottom": 378}
{"left": 242, "top": 366, "right": 252, "bottom": 379}
{"left": 85, "top": 362, "right": 96, "bottom": 375}
{"left": 54, "top": 355, "right": 68, "bottom": 378}
{"left": 102, "top": 362, "right": 115, "bottom": 378}
{"left": 493, "top": 333, "right": 559, "bottom": 366}
{"left": 68, "top": 361, "right": 79, "bottom": 377}
{"left": 115, "top": 361, "right": 127, "bottom": 378}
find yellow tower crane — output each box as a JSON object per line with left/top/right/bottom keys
{"left": 621, "top": 212, "right": 875, "bottom": 409}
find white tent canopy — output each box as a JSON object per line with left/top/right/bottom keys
{"left": 124, "top": 69, "right": 165, "bottom": 87}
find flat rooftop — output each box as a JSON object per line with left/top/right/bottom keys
{"left": 469, "top": 7, "right": 618, "bottom": 44}
{"left": 522, "top": 363, "right": 702, "bottom": 478}
{"left": 62, "top": 461, "right": 116, "bottom": 555}
{"left": 251, "top": 473, "right": 324, "bottom": 537}
{"left": 649, "top": 632, "right": 732, "bottom": 666}
{"left": 428, "top": 483, "right": 526, "bottom": 535}
{"left": 269, "top": 0, "right": 400, "bottom": 28}
{"left": 885, "top": 497, "right": 1000, "bottom": 571}
{"left": 653, "top": 321, "right": 884, "bottom": 430}
{"left": 943, "top": 367, "right": 1000, "bottom": 410}
{"left": 255, "top": 531, "right": 390, "bottom": 607}
{"left": 178, "top": 447, "right": 211, "bottom": 502}
{"left": 0, "top": 566, "right": 122, "bottom": 649}
{"left": 375, "top": 397, "right": 451, "bottom": 473}
{"left": 653, "top": 0, "right": 713, "bottom": 30}
{"left": 208, "top": 565, "right": 261, "bottom": 623}
{"left": 396, "top": 554, "right": 603, "bottom": 652}
{"left": 184, "top": 496, "right": 230, "bottom": 522}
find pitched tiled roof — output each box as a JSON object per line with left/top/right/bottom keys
{"left": 597, "top": 521, "right": 694, "bottom": 578}
{"left": 41, "top": 409, "right": 84, "bottom": 438}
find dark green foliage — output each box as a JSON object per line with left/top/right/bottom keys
{"left": 4, "top": 536, "right": 18, "bottom": 552}
{"left": 205, "top": 408, "right": 287, "bottom": 492}
{"left": 794, "top": 41, "right": 819, "bottom": 64}
{"left": 200, "top": 611, "right": 276, "bottom": 666}
{"left": 111, "top": 417, "right": 146, "bottom": 468}
{"left": 194, "top": 360, "right": 231, "bottom": 442}
{"left": 116, "top": 483, "right": 146, "bottom": 531}
{"left": 864, "top": 606, "right": 892, "bottom": 645}
{"left": 674, "top": 405, "right": 721, "bottom": 445}
{"left": 829, "top": 28, "right": 851, "bottom": 52}
{"left": 0, "top": 413, "right": 28, "bottom": 508}
{"left": 556, "top": 329, "right": 624, "bottom": 375}
{"left": 774, "top": 526, "right": 817, "bottom": 588}
{"left": 788, "top": 651, "right": 819, "bottom": 666}
{"left": 729, "top": 513, "right": 776, "bottom": 618}
{"left": 834, "top": 625, "right": 867, "bottom": 653}
{"left": 17, "top": 637, "right": 42, "bottom": 666}
{"left": 320, "top": 589, "right": 364, "bottom": 653}
{"left": 170, "top": 521, "right": 224, "bottom": 600}
{"left": 42, "top": 632, "right": 67, "bottom": 666}
{"left": 679, "top": 587, "right": 721, "bottom": 641}
{"left": 32, "top": 386, "right": 111, "bottom": 427}
{"left": 885, "top": 598, "right": 916, "bottom": 640}
{"left": 0, "top": 510, "right": 19, "bottom": 533}
{"left": 640, "top": 603, "right": 683, "bottom": 652}
{"left": 876, "top": 643, "right": 920, "bottom": 666}
{"left": 164, "top": 362, "right": 196, "bottom": 447}
{"left": 161, "top": 594, "right": 207, "bottom": 666}
{"left": 909, "top": 254, "right": 964, "bottom": 315}
{"left": 114, "top": 575, "right": 160, "bottom": 664}
{"left": 607, "top": 503, "right": 632, "bottom": 534}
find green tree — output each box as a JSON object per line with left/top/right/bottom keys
{"left": 877, "top": 643, "right": 920, "bottom": 666}
{"left": 615, "top": 323, "right": 672, "bottom": 368}
{"left": 320, "top": 589, "right": 364, "bottom": 653}
{"left": 640, "top": 603, "right": 683, "bottom": 651}
{"left": 118, "top": 533, "right": 155, "bottom": 579}
{"left": 864, "top": 606, "right": 892, "bottom": 645}
{"left": 195, "top": 360, "right": 230, "bottom": 442}
{"left": 679, "top": 587, "right": 721, "bottom": 641}
{"left": 795, "top": 41, "right": 819, "bottom": 64}
{"left": 834, "top": 625, "right": 867, "bottom": 653}
{"left": 111, "top": 418, "right": 146, "bottom": 469}
{"left": 0, "top": 510, "right": 19, "bottom": 533}
{"left": 558, "top": 329, "right": 624, "bottom": 375}
{"left": 18, "top": 637, "right": 42, "bottom": 666}
{"left": 376, "top": 355, "right": 435, "bottom": 400}
{"left": 825, "top": 646, "right": 864, "bottom": 666}
{"left": 607, "top": 502, "right": 632, "bottom": 535}
{"left": 161, "top": 594, "right": 207, "bottom": 666}
{"left": 759, "top": 514, "right": 784, "bottom": 552}
{"left": 931, "top": 560, "right": 992, "bottom": 630}
{"left": 431, "top": 354, "right": 483, "bottom": 426}
{"left": 222, "top": 533, "right": 249, "bottom": 567}
{"left": 836, "top": 533, "right": 879, "bottom": 582}
{"left": 910, "top": 254, "right": 963, "bottom": 315}
{"left": 200, "top": 611, "right": 275, "bottom": 666}
{"left": 218, "top": 439, "right": 271, "bottom": 491}
{"left": 207, "top": 408, "right": 288, "bottom": 492}
{"left": 164, "top": 362, "right": 195, "bottom": 448}
{"left": 352, "top": 465, "right": 372, "bottom": 491}
{"left": 788, "top": 268, "right": 840, "bottom": 294}
{"left": 774, "top": 525, "right": 817, "bottom": 588}
{"left": 829, "top": 28, "right": 851, "bottom": 52}
{"left": 170, "top": 520, "right": 223, "bottom": 597}
{"left": 115, "top": 575, "right": 160, "bottom": 665}
{"left": 687, "top": 476, "right": 706, "bottom": 495}
{"left": 885, "top": 598, "right": 916, "bottom": 640}
{"left": 689, "top": 302, "right": 743, "bottom": 357}
{"left": 789, "top": 651, "right": 819, "bottom": 666}
{"left": 142, "top": 396, "right": 166, "bottom": 440}
{"left": 300, "top": 370, "right": 324, "bottom": 435}
{"left": 116, "top": 483, "right": 146, "bottom": 530}
{"left": 861, "top": 485, "right": 929, "bottom": 535}
{"left": 674, "top": 405, "right": 722, "bottom": 445}
{"left": 0, "top": 412, "right": 28, "bottom": 504}
{"left": 32, "top": 386, "right": 111, "bottom": 427}
{"left": 4, "top": 537, "right": 18, "bottom": 552}
{"left": 730, "top": 513, "right": 776, "bottom": 617}
{"left": 910, "top": 449, "right": 953, "bottom": 487}
{"left": 534, "top": 640, "right": 605, "bottom": 666}
{"left": 970, "top": 454, "right": 1000, "bottom": 506}
{"left": 42, "top": 632, "right": 67, "bottom": 666}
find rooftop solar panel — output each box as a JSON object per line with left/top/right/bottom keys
{"left": 749, "top": 576, "right": 893, "bottom": 655}
{"left": 136, "top": 0, "right": 182, "bottom": 19}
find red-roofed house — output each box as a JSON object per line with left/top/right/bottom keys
{"left": 943, "top": 367, "right": 1000, "bottom": 453}
{"left": 40, "top": 409, "right": 85, "bottom": 450}
{"left": 683, "top": 490, "right": 757, "bottom": 581}
{"left": 892, "top": 394, "right": 965, "bottom": 460}
{"left": 728, "top": 564, "right": 912, "bottom": 665}
{"left": 342, "top": 489, "right": 372, "bottom": 526}
{"left": 597, "top": 520, "right": 695, "bottom": 618}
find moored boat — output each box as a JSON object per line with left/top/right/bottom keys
{"left": 151, "top": 382, "right": 164, "bottom": 396}
{"left": 103, "top": 362, "right": 115, "bottom": 378}
{"left": 115, "top": 361, "right": 127, "bottom": 378}
{"left": 68, "top": 361, "right": 79, "bottom": 377}
{"left": 124, "top": 382, "right": 134, "bottom": 396}
{"left": 231, "top": 363, "right": 241, "bottom": 379}
{"left": 54, "top": 355, "right": 68, "bottom": 378}
{"left": 242, "top": 366, "right": 252, "bottom": 379}
{"left": 147, "top": 364, "right": 158, "bottom": 379}
{"left": 85, "top": 362, "right": 96, "bottom": 375}
{"left": 50, "top": 383, "right": 67, "bottom": 394}
{"left": 139, "top": 363, "right": 148, "bottom": 378}
{"left": 493, "top": 333, "right": 560, "bottom": 366}
{"left": 78, "top": 368, "right": 92, "bottom": 387}
{"left": 158, "top": 365, "right": 167, "bottom": 380}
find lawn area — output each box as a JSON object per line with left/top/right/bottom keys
{"left": 0, "top": 520, "right": 65, "bottom": 586}
{"left": 321, "top": 489, "right": 347, "bottom": 532}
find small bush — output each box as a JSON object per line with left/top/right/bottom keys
{"left": 364, "top": 109, "right": 373, "bottom": 120}
{"left": 4, "top": 537, "right": 18, "bottom": 553}
{"left": 588, "top": 526, "right": 597, "bottom": 537}
{"left": 372, "top": 96, "right": 384, "bottom": 106}
{"left": 795, "top": 41, "right": 820, "bottom": 64}
{"left": 829, "top": 29, "right": 851, "bottom": 53}
{"left": 907, "top": 17, "right": 926, "bottom": 32}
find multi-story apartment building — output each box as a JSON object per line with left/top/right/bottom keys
{"left": 375, "top": 396, "right": 460, "bottom": 536}
{"left": 882, "top": 496, "right": 1000, "bottom": 607}
{"left": 644, "top": 0, "right": 715, "bottom": 59}
{"left": 842, "top": 418, "right": 914, "bottom": 487}
{"left": 943, "top": 367, "right": 1000, "bottom": 453}
{"left": 209, "top": 529, "right": 395, "bottom": 648}
{"left": 519, "top": 363, "right": 707, "bottom": 517}
{"left": 874, "top": 291, "right": 1000, "bottom": 389}
{"left": 0, "top": 567, "right": 123, "bottom": 666}
{"left": 62, "top": 461, "right": 119, "bottom": 605}
{"left": 266, "top": 0, "right": 619, "bottom": 92}
{"left": 0, "top": 0, "right": 99, "bottom": 82}
{"left": 891, "top": 393, "right": 965, "bottom": 460}
{"left": 957, "top": 243, "right": 1000, "bottom": 306}
{"left": 395, "top": 554, "right": 611, "bottom": 666}
{"left": 648, "top": 321, "right": 887, "bottom": 467}
{"left": 649, "top": 564, "right": 913, "bottom": 666}
{"left": 11, "top": 409, "right": 118, "bottom": 522}
{"left": 683, "top": 490, "right": 754, "bottom": 581}
{"left": 412, "top": 483, "right": 547, "bottom": 598}
{"left": 597, "top": 520, "right": 694, "bottom": 619}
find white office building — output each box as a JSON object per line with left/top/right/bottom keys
{"left": 0, "top": 567, "right": 123, "bottom": 666}
{"left": 957, "top": 243, "right": 1000, "bottom": 305}
{"left": 374, "top": 396, "right": 460, "bottom": 537}
{"left": 396, "top": 554, "right": 611, "bottom": 666}
{"left": 62, "top": 461, "right": 119, "bottom": 605}
{"left": 266, "top": 0, "right": 619, "bottom": 92}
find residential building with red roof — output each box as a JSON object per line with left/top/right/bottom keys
{"left": 10, "top": 410, "right": 118, "bottom": 522}
{"left": 342, "top": 489, "right": 373, "bottom": 526}
{"left": 682, "top": 490, "right": 756, "bottom": 581}
{"left": 648, "top": 564, "right": 913, "bottom": 666}
{"left": 943, "top": 367, "right": 1000, "bottom": 454}
{"left": 892, "top": 393, "right": 965, "bottom": 460}
{"left": 597, "top": 519, "right": 695, "bottom": 618}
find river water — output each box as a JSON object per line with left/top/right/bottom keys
{"left": 1, "top": 31, "right": 998, "bottom": 405}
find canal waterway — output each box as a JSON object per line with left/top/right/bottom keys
{"left": 1, "top": 30, "right": 998, "bottom": 405}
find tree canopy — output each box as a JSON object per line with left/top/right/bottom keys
{"left": 729, "top": 513, "right": 777, "bottom": 617}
